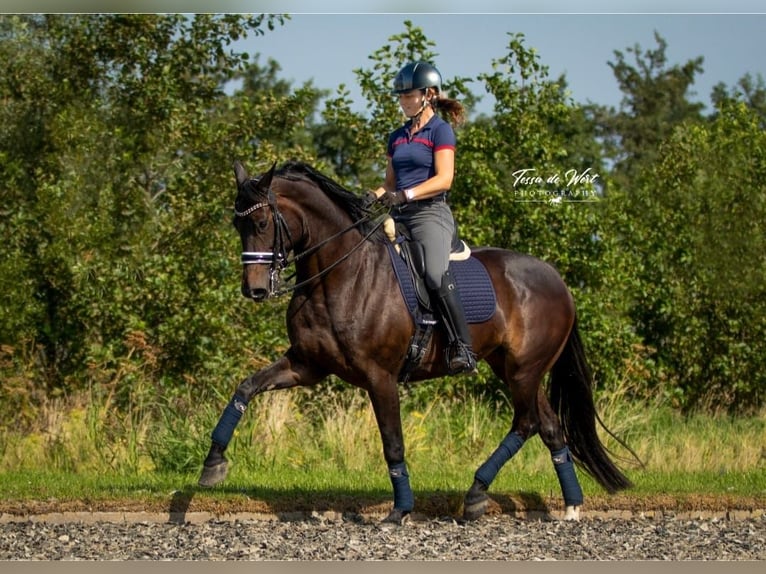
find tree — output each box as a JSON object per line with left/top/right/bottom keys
{"left": 227, "top": 54, "right": 326, "bottom": 164}
{"left": 711, "top": 72, "right": 766, "bottom": 127}
{"left": 4, "top": 14, "right": 762, "bottom": 423}
{"left": 0, "top": 14, "right": 296, "bottom": 424}
{"left": 613, "top": 100, "right": 766, "bottom": 411}
{"left": 593, "top": 31, "right": 705, "bottom": 193}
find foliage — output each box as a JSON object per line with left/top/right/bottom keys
{"left": 1, "top": 13, "right": 765, "bottom": 428}
{"left": 0, "top": 14, "right": 297, "bottom": 427}
{"left": 711, "top": 72, "right": 766, "bottom": 127}
{"left": 1, "top": 386, "right": 764, "bottom": 500}
{"left": 613, "top": 101, "right": 766, "bottom": 411}
{"left": 592, "top": 31, "right": 705, "bottom": 192}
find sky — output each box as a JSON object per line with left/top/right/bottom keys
{"left": 4, "top": 1, "right": 764, "bottom": 117}
{"left": 236, "top": 12, "right": 765, "bottom": 117}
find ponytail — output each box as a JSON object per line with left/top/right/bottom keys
{"left": 432, "top": 93, "right": 465, "bottom": 126}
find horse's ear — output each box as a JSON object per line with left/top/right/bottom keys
{"left": 257, "top": 161, "right": 278, "bottom": 194}
{"left": 233, "top": 161, "right": 249, "bottom": 187}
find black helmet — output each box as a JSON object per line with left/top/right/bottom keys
{"left": 392, "top": 62, "right": 442, "bottom": 95}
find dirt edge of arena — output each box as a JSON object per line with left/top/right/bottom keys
{"left": 1, "top": 492, "right": 764, "bottom": 523}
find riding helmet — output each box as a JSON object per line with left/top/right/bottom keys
{"left": 391, "top": 62, "right": 442, "bottom": 94}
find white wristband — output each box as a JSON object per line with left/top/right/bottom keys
{"left": 404, "top": 189, "right": 416, "bottom": 202}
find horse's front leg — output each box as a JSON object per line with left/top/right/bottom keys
{"left": 198, "top": 349, "right": 323, "bottom": 487}
{"left": 368, "top": 379, "right": 413, "bottom": 525}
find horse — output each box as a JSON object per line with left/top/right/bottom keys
{"left": 198, "top": 159, "right": 636, "bottom": 524}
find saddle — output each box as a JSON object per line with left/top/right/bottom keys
{"left": 383, "top": 217, "right": 497, "bottom": 381}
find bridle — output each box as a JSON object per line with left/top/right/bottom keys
{"left": 235, "top": 184, "right": 292, "bottom": 296}
{"left": 234, "top": 179, "right": 386, "bottom": 298}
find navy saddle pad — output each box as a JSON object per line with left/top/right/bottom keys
{"left": 386, "top": 242, "right": 497, "bottom": 323}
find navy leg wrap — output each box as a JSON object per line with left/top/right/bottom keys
{"left": 474, "top": 431, "right": 525, "bottom": 487}
{"left": 210, "top": 395, "right": 249, "bottom": 448}
{"left": 388, "top": 462, "right": 414, "bottom": 512}
{"left": 552, "top": 446, "right": 584, "bottom": 506}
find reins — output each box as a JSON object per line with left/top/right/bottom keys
{"left": 275, "top": 208, "right": 387, "bottom": 297}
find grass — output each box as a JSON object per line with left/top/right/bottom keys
{"left": 0, "top": 380, "right": 764, "bottom": 515}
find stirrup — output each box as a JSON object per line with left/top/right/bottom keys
{"left": 447, "top": 344, "right": 478, "bottom": 375}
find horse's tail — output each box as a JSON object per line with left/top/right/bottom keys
{"left": 549, "top": 316, "right": 635, "bottom": 493}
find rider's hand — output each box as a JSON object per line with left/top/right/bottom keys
{"left": 381, "top": 190, "right": 406, "bottom": 208}
{"left": 362, "top": 190, "right": 379, "bottom": 209}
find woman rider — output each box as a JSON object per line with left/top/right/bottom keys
{"left": 368, "top": 61, "right": 477, "bottom": 375}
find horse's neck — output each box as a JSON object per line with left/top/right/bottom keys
{"left": 286, "top": 195, "right": 370, "bottom": 267}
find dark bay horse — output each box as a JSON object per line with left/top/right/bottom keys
{"left": 199, "top": 159, "right": 635, "bottom": 523}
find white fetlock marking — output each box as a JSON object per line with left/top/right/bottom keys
{"left": 563, "top": 505, "right": 581, "bottom": 521}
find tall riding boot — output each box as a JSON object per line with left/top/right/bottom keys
{"left": 434, "top": 271, "right": 478, "bottom": 375}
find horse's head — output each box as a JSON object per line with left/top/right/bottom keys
{"left": 232, "top": 160, "right": 289, "bottom": 302}
{"left": 232, "top": 159, "right": 384, "bottom": 303}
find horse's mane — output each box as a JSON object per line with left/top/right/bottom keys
{"left": 275, "top": 161, "right": 385, "bottom": 241}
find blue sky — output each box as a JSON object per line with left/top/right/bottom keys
{"left": 6, "top": 2, "right": 764, "bottom": 117}
{"left": 237, "top": 13, "right": 765, "bottom": 117}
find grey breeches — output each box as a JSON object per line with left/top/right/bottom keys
{"left": 393, "top": 201, "right": 455, "bottom": 291}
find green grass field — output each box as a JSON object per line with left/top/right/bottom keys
{"left": 1, "top": 383, "right": 764, "bottom": 515}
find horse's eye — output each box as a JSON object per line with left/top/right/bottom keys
{"left": 257, "top": 218, "right": 269, "bottom": 231}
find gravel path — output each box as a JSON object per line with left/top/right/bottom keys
{"left": 1, "top": 513, "right": 764, "bottom": 560}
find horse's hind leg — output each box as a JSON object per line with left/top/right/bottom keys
{"left": 537, "top": 389, "right": 584, "bottom": 520}
{"left": 199, "top": 350, "right": 323, "bottom": 487}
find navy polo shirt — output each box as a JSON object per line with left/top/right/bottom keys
{"left": 387, "top": 114, "right": 456, "bottom": 193}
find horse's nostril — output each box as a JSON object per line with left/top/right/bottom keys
{"left": 241, "top": 285, "right": 268, "bottom": 301}
{"left": 250, "top": 288, "right": 268, "bottom": 301}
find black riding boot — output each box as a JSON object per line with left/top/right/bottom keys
{"left": 434, "top": 271, "right": 478, "bottom": 375}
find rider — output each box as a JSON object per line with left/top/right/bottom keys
{"left": 368, "top": 61, "right": 477, "bottom": 375}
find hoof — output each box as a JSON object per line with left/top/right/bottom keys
{"left": 462, "top": 481, "right": 489, "bottom": 521}
{"left": 381, "top": 508, "right": 411, "bottom": 526}
{"left": 563, "top": 505, "right": 581, "bottom": 521}
{"left": 198, "top": 460, "right": 228, "bottom": 487}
